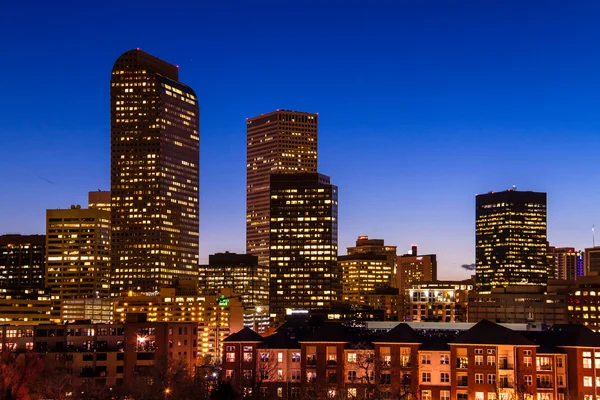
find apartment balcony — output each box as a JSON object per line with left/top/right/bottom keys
{"left": 326, "top": 359, "right": 337, "bottom": 367}
{"left": 457, "top": 378, "right": 468, "bottom": 387}
{"left": 499, "top": 361, "right": 513, "bottom": 370}
{"left": 306, "top": 357, "right": 317, "bottom": 366}
{"left": 537, "top": 382, "right": 553, "bottom": 389}
{"left": 499, "top": 382, "right": 513, "bottom": 389}
{"left": 537, "top": 364, "right": 553, "bottom": 371}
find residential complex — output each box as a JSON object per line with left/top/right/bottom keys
{"left": 0, "top": 320, "right": 197, "bottom": 393}
{"left": 110, "top": 49, "right": 200, "bottom": 295}
{"left": 222, "top": 319, "right": 600, "bottom": 400}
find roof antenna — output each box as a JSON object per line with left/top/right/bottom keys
{"left": 593, "top": 225, "right": 596, "bottom": 247}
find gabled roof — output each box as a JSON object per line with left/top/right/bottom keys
{"left": 374, "top": 323, "right": 422, "bottom": 344}
{"left": 224, "top": 327, "right": 263, "bottom": 343}
{"left": 301, "top": 322, "right": 351, "bottom": 343}
{"left": 420, "top": 335, "right": 451, "bottom": 351}
{"left": 261, "top": 332, "right": 301, "bottom": 349}
{"left": 545, "top": 324, "right": 600, "bottom": 347}
{"left": 451, "top": 320, "right": 534, "bottom": 346}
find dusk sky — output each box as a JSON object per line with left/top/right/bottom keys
{"left": 2, "top": 1, "right": 600, "bottom": 279}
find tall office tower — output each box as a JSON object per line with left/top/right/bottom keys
{"left": 548, "top": 246, "right": 578, "bottom": 281}
{"left": 339, "top": 236, "right": 397, "bottom": 306}
{"left": 0, "top": 234, "right": 46, "bottom": 298}
{"left": 46, "top": 206, "right": 111, "bottom": 320}
{"left": 199, "top": 252, "right": 269, "bottom": 308}
{"left": 269, "top": 173, "right": 339, "bottom": 319}
{"left": 585, "top": 247, "right": 600, "bottom": 276}
{"left": 246, "top": 110, "right": 318, "bottom": 266}
{"left": 110, "top": 49, "right": 200, "bottom": 295}
{"left": 88, "top": 190, "right": 111, "bottom": 212}
{"left": 475, "top": 189, "right": 548, "bottom": 294}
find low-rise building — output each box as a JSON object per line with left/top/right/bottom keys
{"left": 407, "top": 281, "right": 472, "bottom": 322}
{"left": 114, "top": 287, "right": 244, "bottom": 360}
{"left": 0, "top": 320, "right": 197, "bottom": 394}
{"left": 222, "top": 319, "right": 600, "bottom": 400}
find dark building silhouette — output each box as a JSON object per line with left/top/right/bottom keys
{"left": 0, "top": 234, "right": 46, "bottom": 297}
{"left": 475, "top": 189, "right": 548, "bottom": 293}
{"left": 110, "top": 49, "right": 199, "bottom": 295}
{"left": 246, "top": 110, "right": 318, "bottom": 267}
{"left": 269, "top": 173, "right": 339, "bottom": 319}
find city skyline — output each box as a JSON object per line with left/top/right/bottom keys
{"left": 2, "top": 2, "right": 600, "bottom": 280}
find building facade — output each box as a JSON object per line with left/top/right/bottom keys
{"left": 0, "top": 234, "right": 46, "bottom": 298}
{"left": 199, "top": 252, "right": 268, "bottom": 308}
{"left": 548, "top": 247, "right": 579, "bottom": 281}
{"left": 110, "top": 49, "right": 200, "bottom": 295}
{"left": 0, "top": 321, "right": 197, "bottom": 394}
{"left": 397, "top": 246, "right": 437, "bottom": 294}
{"left": 46, "top": 206, "right": 111, "bottom": 321}
{"left": 339, "top": 236, "right": 397, "bottom": 307}
{"left": 269, "top": 173, "right": 339, "bottom": 320}
{"left": 407, "top": 281, "right": 472, "bottom": 323}
{"left": 88, "top": 190, "right": 111, "bottom": 212}
{"left": 246, "top": 110, "right": 318, "bottom": 267}
{"left": 397, "top": 246, "right": 437, "bottom": 320}
{"left": 585, "top": 246, "right": 600, "bottom": 276}
{"left": 222, "top": 320, "right": 600, "bottom": 400}
{"left": 476, "top": 189, "right": 548, "bottom": 293}
{"left": 468, "top": 290, "right": 567, "bottom": 325}
{"left": 113, "top": 287, "right": 244, "bottom": 360}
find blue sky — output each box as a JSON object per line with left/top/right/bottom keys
{"left": 1, "top": 1, "right": 599, "bottom": 279}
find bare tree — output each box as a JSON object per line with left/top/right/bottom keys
{"left": 31, "top": 367, "right": 73, "bottom": 400}
{"left": 0, "top": 350, "right": 44, "bottom": 400}
{"left": 253, "top": 349, "right": 281, "bottom": 400}
{"left": 121, "top": 355, "right": 198, "bottom": 400}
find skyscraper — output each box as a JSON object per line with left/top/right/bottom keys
{"left": 269, "top": 173, "right": 339, "bottom": 319}
{"left": 246, "top": 110, "right": 318, "bottom": 266}
{"left": 475, "top": 189, "right": 548, "bottom": 293}
{"left": 46, "top": 206, "right": 111, "bottom": 320}
{"left": 110, "top": 49, "right": 200, "bottom": 295}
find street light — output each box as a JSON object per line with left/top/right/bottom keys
{"left": 164, "top": 388, "right": 171, "bottom": 400}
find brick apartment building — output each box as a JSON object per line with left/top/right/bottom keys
{"left": 222, "top": 319, "right": 600, "bottom": 400}
{"left": 0, "top": 320, "right": 197, "bottom": 394}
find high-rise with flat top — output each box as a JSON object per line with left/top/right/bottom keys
{"left": 269, "top": 173, "right": 339, "bottom": 319}
{"left": 110, "top": 49, "right": 199, "bottom": 295}
{"left": 246, "top": 110, "right": 318, "bottom": 266}
{"left": 475, "top": 189, "right": 548, "bottom": 293}
{"left": 46, "top": 206, "right": 111, "bottom": 321}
